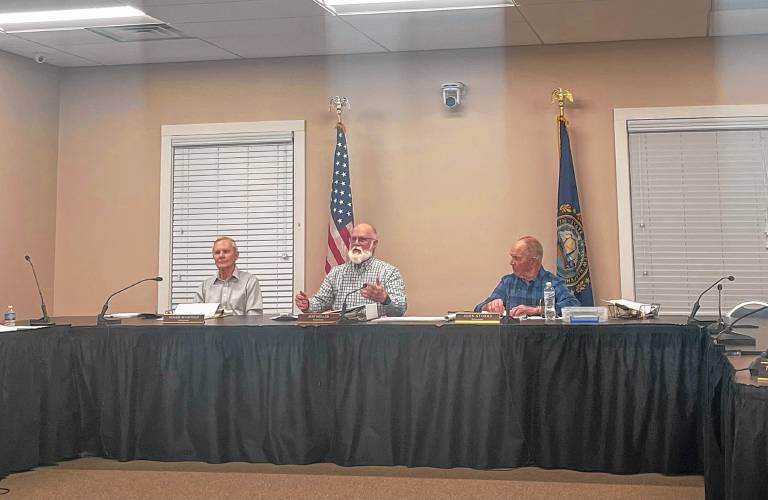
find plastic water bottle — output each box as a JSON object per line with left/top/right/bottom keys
{"left": 4, "top": 305, "right": 16, "bottom": 327}
{"left": 543, "top": 282, "right": 556, "bottom": 321}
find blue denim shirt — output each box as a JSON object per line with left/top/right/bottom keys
{"left": 474, "top": 267, "right": 580, "bottom": 313}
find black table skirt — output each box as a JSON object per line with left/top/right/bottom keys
{"left": 0, "top": 322, "right": 761, "bottom": 500}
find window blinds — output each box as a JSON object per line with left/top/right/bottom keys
{"left": 169, "top": 132, "right": 295, "bottom": 313}
{"left": 628, "top": 125, "right": 768, "bottom": 314}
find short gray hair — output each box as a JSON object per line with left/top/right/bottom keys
{"left": 213, "top": 236, "right": 238, "bottom": 252}
{"left": 519, "top": 236, "right": 543, "bottom": 261}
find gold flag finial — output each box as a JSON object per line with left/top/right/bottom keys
{"left": 329, "top": 96, "right": 350, "bottom": 127}
{"left": 551, "top": 88, "right": 573, "bottom": 122}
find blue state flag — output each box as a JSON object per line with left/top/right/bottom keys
{"left": 556, "top": 119, "right": 594, "bottom": 305}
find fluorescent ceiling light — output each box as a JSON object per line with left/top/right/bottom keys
{"left": 315, "top": 0, "right": 516, "bottom": 16}
{"left": 0, "top": 6, "right": 159, "bottom": 33}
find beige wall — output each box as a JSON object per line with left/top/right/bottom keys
{"left": 0, "top": 51, "right": 59, "bottom": 320}
{"left": 52, "top": 35, "right": 768, "bottom": 316}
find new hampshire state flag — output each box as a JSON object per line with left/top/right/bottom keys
{"left": 556, "top": 119, "right": 594, "bottom": 305}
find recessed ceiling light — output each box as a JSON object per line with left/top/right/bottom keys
{"left": 314, "top": 0, "right": 516, "bottom": 16}
{"left": 0, "top": 6, "right": 159, "bottom": 33}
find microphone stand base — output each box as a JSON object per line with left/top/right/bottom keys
{"left": 29, "top": 318, "right": 55, "bottom": 326}
{"left": 706, "top": 321, "right": 727, "bottom": 335}
{"left": 96, "top": 317, "right": 122, "bottom": 326}
{"left": 715, "top": 331, "right": 756, "bottom": 346}
{"left": 687, "top": 318, "right": 714, "bottom": 326}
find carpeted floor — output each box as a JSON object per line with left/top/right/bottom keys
{"left": 0, "top": 458, "right": 704, "bottom": 500}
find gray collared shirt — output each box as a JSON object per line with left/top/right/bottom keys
{"left": 307, "top": 257, "right": 407, "bottom": 317}
{"left": 194, "top": 267, "right": 263, "bottom": 315}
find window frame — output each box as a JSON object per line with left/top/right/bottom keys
{"left": 157, "top": 120, "right": 305, "bottom": 313}
{"left": 613, "top": 104, "right": 768, "bottom": 300}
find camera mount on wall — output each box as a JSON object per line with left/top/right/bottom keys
{"left": 441, "top": 82, "right": 465, "bottom": 110}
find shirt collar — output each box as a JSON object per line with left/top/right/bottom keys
{"left": 514, "top": 266, "right": 544, "bottom": 285}
{"left": 351, "top": 256, "right": 375, "bottom": 271}
{"left": 216, "top": 266, "right": 240, "bottom": 283}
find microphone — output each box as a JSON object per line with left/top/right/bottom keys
{"left": 705, "top": 284, "right": 727, "bottom": 335}
{"left": 714, "top": 304, "right": 767, "bottom": 346}
{"left": 24, "top": 255, "right": 53, "bottom": 326}
{"left": 688, "top": 275, "right": 735, "bottom": 324}
{"left": 340, "top": 284, "right": 367, "bottom": 318}
{"left": 97, "top": 276, "right": 163, "bottom": 325}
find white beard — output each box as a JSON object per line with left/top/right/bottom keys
{"left": 348, "top": 247, "right": 372, "bottom": 264}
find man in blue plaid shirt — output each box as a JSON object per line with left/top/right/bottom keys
{"left": 475, "top": 236, "right": 579, "bottom": 317}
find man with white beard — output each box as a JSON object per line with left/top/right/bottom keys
{"left": 294, "top": 223, "right": 407, "bottom": 316}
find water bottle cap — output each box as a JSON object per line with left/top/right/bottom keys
{"left": 545, "top": 282, "right": 552, "bottom": 286}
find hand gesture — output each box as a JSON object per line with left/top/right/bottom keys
{"left": 508, "top": 304, "right": 540, "bottom": 318}
{"left": 482, "top": 299, "right": 505, "bottom": 314}
{"left": 295, "top": 291, "right": 309, "bottom": 312}
{"left": 361, "top": 278, "right": 388, "bottom": 303}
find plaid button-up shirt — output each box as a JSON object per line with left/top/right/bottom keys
{"left": 308, "top": 257, "right": 407, "bottom": 317}
{"left": 474, "top": 267, "right": 579, "bottom": 314}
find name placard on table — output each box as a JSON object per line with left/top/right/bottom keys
{"left": 163, "top": 314, "right": 205, "bottom": 325}
{"left": 297, "top": 313, "right": 341, "bottom": 325}
{"left": 454, "top": 312, "right": 501, "bottom": 324}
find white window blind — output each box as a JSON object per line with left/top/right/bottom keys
{"left": 628, "top": 123, "right": 768, "bottom": 314}
{"left": 169, "top": 131, "right": 295, "bottom": 313}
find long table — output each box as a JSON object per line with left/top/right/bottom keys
{"left": 0, "top": 317, "right": 765, "bottom": 499}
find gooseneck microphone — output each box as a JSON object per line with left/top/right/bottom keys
{"left": 97, "top": 276, "right": 163, "bottom": 325}
{"left": 687, "top": 275, "right": 735, "bottom": 324}
{"left": 714, "top": 304, "right": 768, "bottom": 346}
{"left": 24, "top": 255, "right": 53, "bottom": 326}
{"left": 340, "top": 284, "right": 367, "bottom": 317}
{"left": 705, "top": 284, "right": 727, "bottom": 335}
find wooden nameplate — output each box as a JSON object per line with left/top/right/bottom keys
{"left": 454, "top": 312, "right": 500, "bottom": 324}
{"left": 297, "top": 313, "right": 341, "bottom": 325}
{"left": 163, "top": 314, "right": 205, "bottom": 325}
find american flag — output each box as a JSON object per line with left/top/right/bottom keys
{"left": 325, "top": 124, "right": 354, "bottom": 273}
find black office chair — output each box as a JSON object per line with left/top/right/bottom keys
{"left": 727, "top": 301, "right": 768, "bottom": 319}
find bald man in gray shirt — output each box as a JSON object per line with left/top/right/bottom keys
{"left": 194, "top": 237, "right": 263, "bottom": 315}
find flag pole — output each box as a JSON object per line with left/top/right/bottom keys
{"left": 325, "top": 96, "right": 355, "bottom": 274}
{"left": 551, "top": 87, "right": 594, "bottom": 306}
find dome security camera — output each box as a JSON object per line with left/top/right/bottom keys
{"left": 35, "top": 55, "right": 47, "bottom": 64}
{"left": 441, "top": 82, "right": 466, "bottom": 110}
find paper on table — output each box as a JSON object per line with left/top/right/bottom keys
{"left": 605, "top": 299, "right": 653, "bottom": 314}
{"left": 174, "top": 302, "right": 220, "bottom": 319}
{"left": 104, "top": 312, "right": 141, "bottom": 319}
{"left": 0, "top": 324, "right": 49, "bottom": 332}
{"left": 371, "top": 316, "right": 447, "bottom": 323}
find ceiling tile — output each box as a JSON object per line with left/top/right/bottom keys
{"left": 178, "top": 16, "right": 386, "bottom": 57}
{"left": 0, "top": 35, "right": 100, "bottom": 66}
{"left": 138, "top": 0, "right": 328, "bottom": 23}
{"left": 0, "top": 0, "right": 124, "bottom": 11}
{"left": 0, "top": 33, "right": 47, "bottom": 50}
{"left": 124, "top": 0, "right": 318, "bottom": 7}
{"left": 342, "top": 7, "right": 540, "bottom": 52}
{"left": 12, "top": 29, "right": 122, "bottom": 46}
{"left": 59, "top": 38, "right": 240, "bottom": 65}
{"left": 519, "top": 0, "right": 710, "bottom": 44}
{"left": 204, "top": 34, "right": 385, "bottom": 58}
